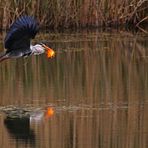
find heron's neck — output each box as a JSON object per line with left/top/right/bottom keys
{"left": 30, "top": 44, "right": 45, "bottom": 55}
{"left": 30, "top": 45, "right": 37, "bottom": 55}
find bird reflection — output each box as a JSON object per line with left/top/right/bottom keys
{"left": 2, "top": 106, "right": 54, "bottom": 147}
{"left": 4, "top": 116, "right": 35, "bottom": 147}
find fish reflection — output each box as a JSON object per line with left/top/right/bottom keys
{"left": 4, "top": 117, "right": 35, "bottom": 147}
{"left": 30, "top": 107, "right": 54, "bottom": 122}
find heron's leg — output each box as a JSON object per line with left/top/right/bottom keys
{"left": 23, "top": 56, "right": 30, "bottom": 66}
{"left": 23, "top": 52, "right": 32, "bottom": 65}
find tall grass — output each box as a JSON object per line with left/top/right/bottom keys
{"left": 0, "top": 0, "right": 147, "bottom": 29}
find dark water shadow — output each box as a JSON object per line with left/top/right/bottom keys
{"left": 4, "top": 116, "right": 36, "bottom": 147}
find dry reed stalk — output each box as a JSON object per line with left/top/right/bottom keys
{"left": 0, "top": 0, "right": 147, "bottom": 29}
{"left": 2, "top": 0, "right": 10, "bottom": 29}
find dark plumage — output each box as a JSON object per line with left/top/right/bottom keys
{"left": 0, "top": 15, "right": 55, "bottom": 62}
{"left": 5, "top": 15, "right": 39, "bottom": 52}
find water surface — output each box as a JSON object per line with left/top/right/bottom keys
{"left": 0, "top": 30, "right": 148, "bottom": 148}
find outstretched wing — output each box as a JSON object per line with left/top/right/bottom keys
{"left": 4, "top": 16, "right": 39, "bottom": 52}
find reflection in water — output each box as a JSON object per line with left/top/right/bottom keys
{"left": 1, "top": 106, "right": 54, "bottom": 148}
{"left": 4, "top": 117, "right": 35, "bottom": 147}
{"left": 0, "top": 30, "right": 148, "bottom": 147}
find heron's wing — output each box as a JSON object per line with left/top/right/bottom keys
{"left": 4, "top": 16, "right": 39, "bottom": 52}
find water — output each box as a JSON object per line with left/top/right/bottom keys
{"left": 0, "top": 30, "right": 148, "bottom": 148}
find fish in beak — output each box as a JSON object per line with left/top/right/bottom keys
{"left": 41, "top": 43, "right": 55, "bottom": 58}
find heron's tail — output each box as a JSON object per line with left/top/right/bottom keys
{"left": 0, "top": 52, "right": 8, "bottom": 62}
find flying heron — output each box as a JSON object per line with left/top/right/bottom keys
{"left": 0, "top": 15, "right": 55, "bottom": 62}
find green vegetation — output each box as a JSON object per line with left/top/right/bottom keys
{"left": 0, "top": 0, "right": 147, "bottom": 29}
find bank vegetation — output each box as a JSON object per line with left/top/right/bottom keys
{"left": 0, "top": 0, "right": 147, "bottom": 29}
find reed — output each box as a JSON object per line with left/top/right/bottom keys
{"left": 0, "top": 0, "right": 147, "bottom": 29}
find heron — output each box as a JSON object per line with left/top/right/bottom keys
{"left": 0, "top": 15, "right": 55, "bottom": 62}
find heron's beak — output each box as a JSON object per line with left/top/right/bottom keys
{"left": 42, "top": 44, "right": 55, "bottom": 58}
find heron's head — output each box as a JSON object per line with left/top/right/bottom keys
{"left": 32, "top": 43, "right": 55, "bottom": 58}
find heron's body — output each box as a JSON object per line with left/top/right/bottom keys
{"left": 0, "top": 15, "right": 54, "bottom": 62}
